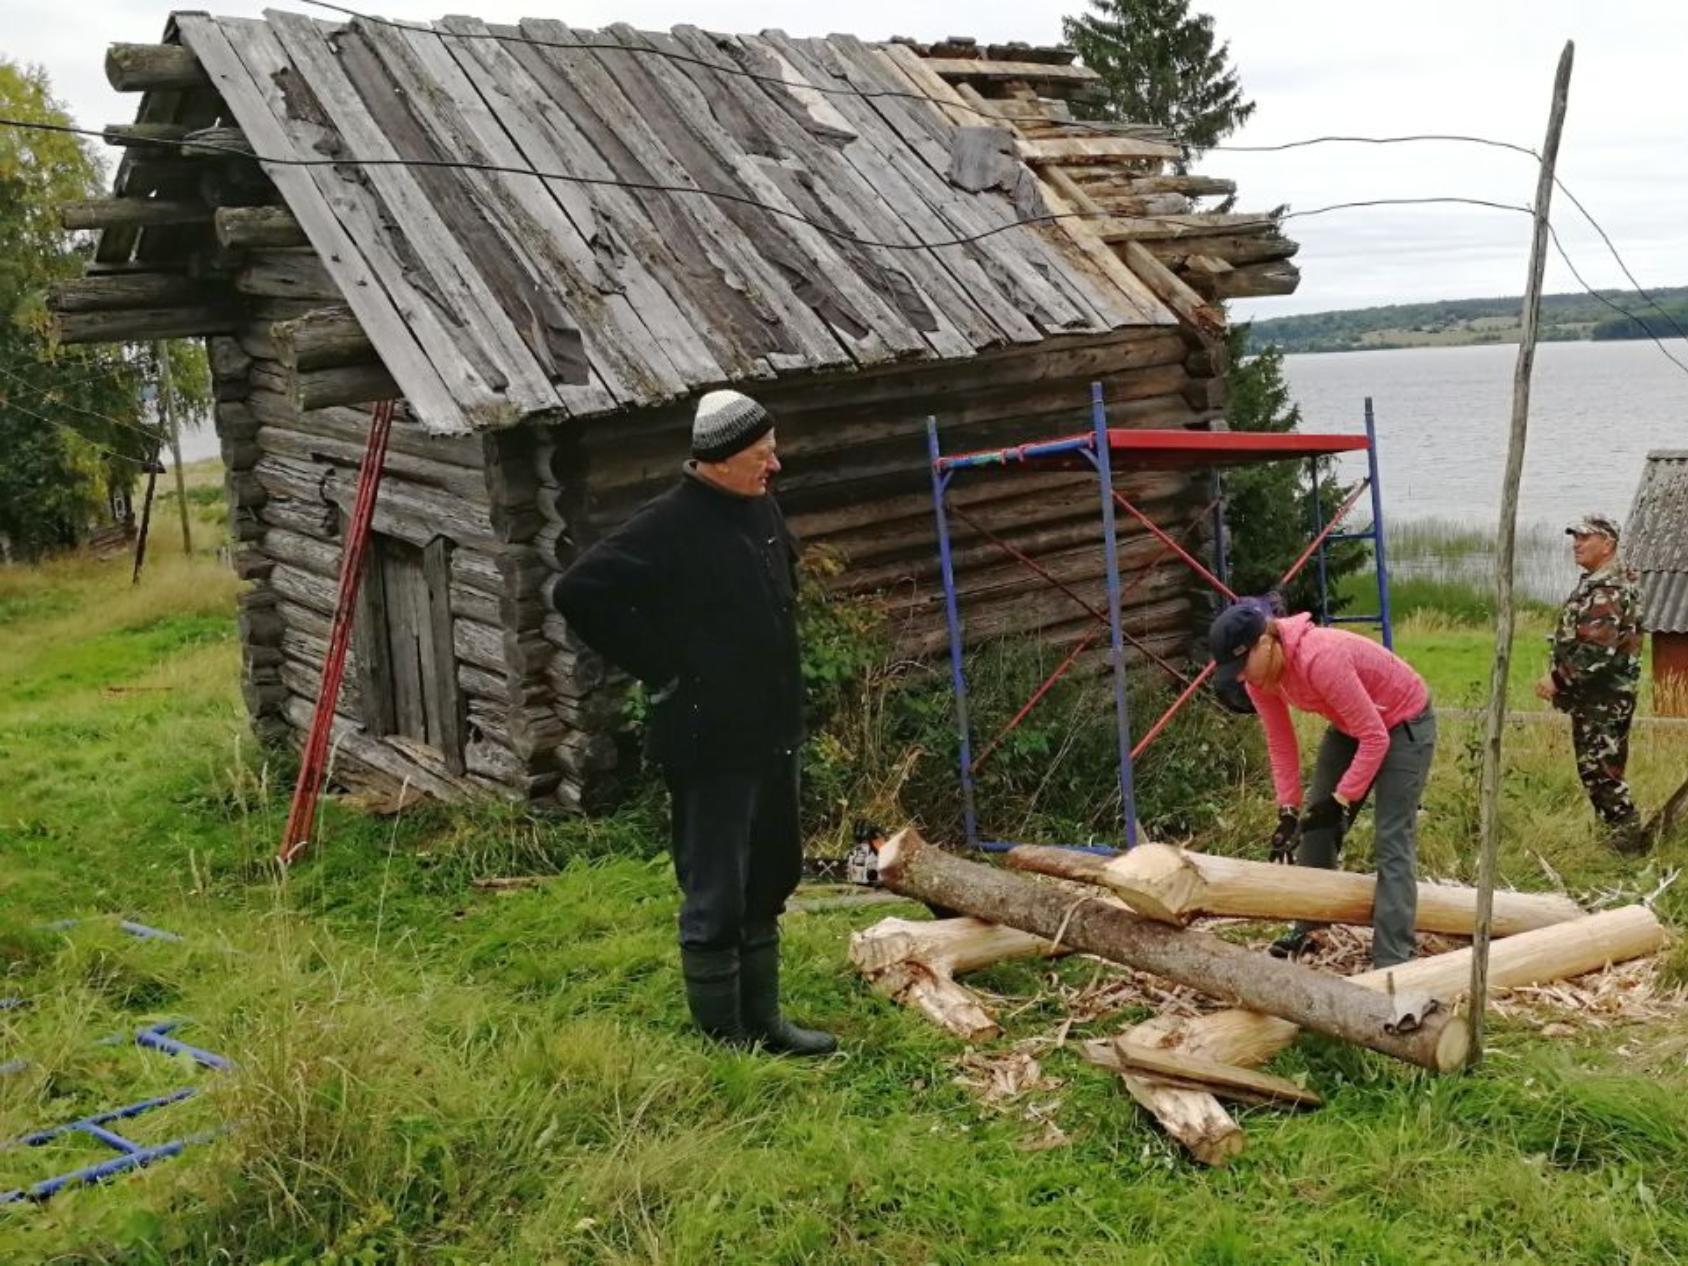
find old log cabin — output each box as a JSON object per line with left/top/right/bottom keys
{"left": 53, "top": 14, "right": 1301, "bottom": 811}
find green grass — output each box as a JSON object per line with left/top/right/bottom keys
{"left": 3, "top": 526, "right": 1688, "bottom": 1263}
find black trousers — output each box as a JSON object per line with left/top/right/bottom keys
{"left": 665, "top": 755, "right": 803, "bottom": 951}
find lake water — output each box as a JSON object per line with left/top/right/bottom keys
{"left": 1282, "top": 340, "right": 1688, "bottom": 531}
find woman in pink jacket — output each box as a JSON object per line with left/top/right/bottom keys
{"left": 1209, "top": 598, "right": 1436, "bottom": 968}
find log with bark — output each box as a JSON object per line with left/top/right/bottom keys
{"left": 849, "top": 916, "right": 1068, "bottom": 1042}
{"left": 876, "top": 831, "right": 1471, "bottom": 1071}
{"left": 1115, "top": 904, "right": 1665, "bottom": 1164}
{"left": 1006, "top": 843, "right": 1585, "bottom": 936}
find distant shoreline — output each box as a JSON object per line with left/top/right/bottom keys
{"left": 1248, "top": 284, "right": 1688, "bottom": 356}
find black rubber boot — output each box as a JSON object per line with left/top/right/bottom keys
{"left": 680, "top": 946, "right": 747, "bottom": 1045}
{"left": 1268, "top": 924, "right": 1317, "bottom": 960}
{"left": 1610, "top": 816, "right": 1653, "bottom": 857}
{"left": 739, "top": 925, "right": 837, "bottom": 1056}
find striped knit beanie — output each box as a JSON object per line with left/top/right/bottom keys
{"left": 692, "top": 390, "right": 773, "bottom": 462}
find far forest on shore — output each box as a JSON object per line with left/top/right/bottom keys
{"left": 1247, "top": 285, "right": 1688, "bottom": 354}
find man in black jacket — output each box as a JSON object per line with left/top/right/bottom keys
{"left": 549, "top": 390, "right": 835, "bottom": 1055}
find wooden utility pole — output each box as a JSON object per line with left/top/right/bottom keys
{"left": 157, "top": 340, "right": 192, "bottom": 555}
{"left": 1468, "top": 40, "right": 1575, "bottom": 1066}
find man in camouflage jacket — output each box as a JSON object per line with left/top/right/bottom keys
{"left": 1534, "top": 513, "right": 1646, "bottom": 852}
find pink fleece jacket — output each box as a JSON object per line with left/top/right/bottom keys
{"left": 1244, "top": 614, "right": 1430, "bottom": 807}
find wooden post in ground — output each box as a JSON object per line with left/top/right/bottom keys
{"left": 1471, "top": 40, "right": 1576, "bottom": 1067}
{"left": 157, "top": 340, "right": 192, "bottom": 556}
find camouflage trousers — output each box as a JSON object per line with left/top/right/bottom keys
{"left": 1570, "top": 699, "right": 1639, "bottom": 828}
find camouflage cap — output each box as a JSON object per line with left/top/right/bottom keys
{"left": 1565, "top": 513, "right": 1621, "bottom": 541}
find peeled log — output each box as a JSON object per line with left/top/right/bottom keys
{"left": 877, "top": 831, "right": 1471, "bottom": 1072}
{"left": 849, "top": 915, "right": 1068, "bottom": 1042}
{"left": 1008, "top": 843, "right": 1585, "bottom": 936}
{"left": 1119, "top": 905, "right": 1665, "bottom": 1164}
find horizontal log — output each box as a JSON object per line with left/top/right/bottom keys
{"left": 294, "top": 362, "right": 400, "bottom": 412}
{"left": 181, "top": 126, "right": 252, "bottom": 159}
{"left": 257, "top": 496, "right": 339, "bottom": 538}
{"left": 106, "top": 43, "right": 210, "bottom": 91}
{"left": 244, "top": 389, "right": 486, "bottom": 469}
{"left": 1008, "top": 844, "right": 1587, "bottom": 936}
{"left": 1207, "top": 259, "right": 1302, "bottom": 300}
{"left": 53, "top": 305, "right": 241, "bottom": 344}
{"left": 236, "top": 251, "right": 342, "bottom": 303}
{"left": 60, "top": 198, "right": 209, "bottom": 232}
{"left": 48, "top": 273, "right": 217, "bottom": 312}
{"left": 1018, "top": 137, "right": 1182, "bottom": 163}
{"left": 214, "top": 205, "right": 306, "bottom": 250}
{"left": 924, "top": 57, "right": 1095, "bottom": 84}
{"left": 271, "top": 305, "right": 373, "bottom": 370}
{"left": 1144, "top": 233, "right": 1299, "bottom": 269}
{"left": 103, "top": 123, "right": 190, "bottom": 149}
{"left": 1081, "top": 174, "right": 1236, "bottom": 198}
{"left": 255, "top": 425, "right": 488, "bottom": 501}
{"left": 878, "top": 830, "right": 1470, "bottom": 1072}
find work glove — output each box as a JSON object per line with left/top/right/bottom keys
{"left": 1267, "top": 807, "right": 1300, "bottom": 864}
{"left": 1300, "top": 795, "right": 1346, "bottom": 837}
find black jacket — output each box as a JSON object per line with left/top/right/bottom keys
{"left": 550, "top": 470, "right": 803, "bottom": 770}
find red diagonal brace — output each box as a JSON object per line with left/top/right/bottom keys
{"left": 1278, "top": 478, "right": 1371, "bottom": 590}
{"left": 1127, "top": 476, "right": 1376, "bottom": 765}
{"left": 969, "top": 629, "right": 1103, "bottom": 773}
{"left": 1113, "top": 491, "right": 1237, "bottom": 601}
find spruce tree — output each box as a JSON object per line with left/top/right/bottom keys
{"left": 1062, "top": 0, "right": 1254, "bottom": 158}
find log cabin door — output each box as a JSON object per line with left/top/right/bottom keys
{"left": 356, "top": 533, "right": 465, "bottom": 774}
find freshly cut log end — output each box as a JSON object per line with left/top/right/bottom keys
{"left": 848, "top": 911, "right": 1067, "bottom": 1042}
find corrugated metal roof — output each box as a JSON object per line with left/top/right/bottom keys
{"left": 1625, "top": 450, "right": 1688, "bottom": 633}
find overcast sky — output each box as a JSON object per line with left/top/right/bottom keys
{"left": 8, "top": 0, "right": 1685, "bottom": 318}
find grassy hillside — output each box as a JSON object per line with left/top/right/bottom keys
{"left": 4, "top": 514, "right": 1688, "bottom": 1263}
{"left": 1247, "top": 286, "right": 1688, "bottom": 354}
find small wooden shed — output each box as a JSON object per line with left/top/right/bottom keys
{"left": 52, "top": 14, "right": 1300, "bottom": 810}
{"left": 1626, "top": 449, "right": 1688, "bottom": 715}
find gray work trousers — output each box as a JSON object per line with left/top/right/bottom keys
{"left": 1295, "top": 705, "right": 1437, "bottom": 968}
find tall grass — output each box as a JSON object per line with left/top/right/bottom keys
{"left": 6, "top": 503, "right": 1688, "bottom": 1263}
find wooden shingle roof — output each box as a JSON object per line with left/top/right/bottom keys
{"left": 157, "top": 13, "right": 1177, "bottom": 433}
{"left": 75, "top": 14, "right": 1300, "bottom": 434}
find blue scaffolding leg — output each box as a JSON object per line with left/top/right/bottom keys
{"left": 927, "top": 418, "right": 979, "bottom": 848}
{"left": 1087, "top": 384, "right": 1139, "bottom": 848}
{"left": 1365, "top": 397, "right": 1395, "bottom": 649}
{"left": 1309, "top": 456, "right": 1331, "bottom": 624}
{"left": 1210, "top": 470, "right": 1230, "bottom": 591}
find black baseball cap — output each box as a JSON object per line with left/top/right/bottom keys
{"left": 1208, "top": 600, "right": 1271, "bottom": 691}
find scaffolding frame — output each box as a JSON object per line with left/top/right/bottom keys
{"left": 926, "top": 383, "right": 1393, "bottom": 855}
